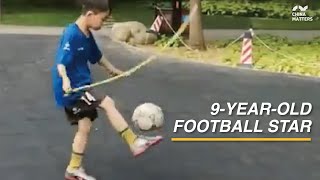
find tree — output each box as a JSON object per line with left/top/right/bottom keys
{"left": 189, "top": 0, "right": 206, "bottom": 50}
{"left": 0, "top": 0, "right": 2, "bottom": 22}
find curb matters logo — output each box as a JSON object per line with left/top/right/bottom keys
{"left": 292, "top": 5, "right": 313, "bottom": 21}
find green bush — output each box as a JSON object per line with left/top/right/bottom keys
{"left": 184, "top": 0, "right": 320, "bottom": 19}
{"left": 154, "top": 34, "right": 182, "bottom": 48}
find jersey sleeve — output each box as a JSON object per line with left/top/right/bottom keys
{"left": 89, "top": 36, "right": 102, "bottom": 64}
{"left": 56, "top": 33, "right": 76, "bottom": 66}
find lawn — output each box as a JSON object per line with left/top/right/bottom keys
{"left": 1, "top": 6, "right": 79, "bottom": 26}
{"left": 145, "top": 34, "right": 320, "bottom": 77}
{"left": 1, "top": 2, "right": 320, "bottom": 30}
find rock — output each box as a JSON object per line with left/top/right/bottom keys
{"left": 111, "top": 21, "right": 158, "bottom": 45}
{"left": 112, "top": 26, "right": 131, "bottom": 42}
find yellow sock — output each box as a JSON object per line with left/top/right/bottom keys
{"left": 120, "top": 127, "right": 137, "bottom": 145}
{"left": 67, "top": 152, "right": 83, "bottom": 170}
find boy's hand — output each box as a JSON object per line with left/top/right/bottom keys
{"left": 109, "top": 68, "right": 124, "bottom": 77}
{"left": 57, "top": 64, "right": 72, "bottom": 93}
{"left": 98, "top": 57, "right": 125, "bottom": 77}
{"left": 62, "top": 78, "right": 72, "bottom": 93}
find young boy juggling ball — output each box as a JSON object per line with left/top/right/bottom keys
{"left": 51, "top": 0, "right": 163, "bottom": 179}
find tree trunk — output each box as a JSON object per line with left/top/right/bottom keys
{"left": 0, "top": 0, "right": 2, "bottom": 22}
{"left": 189, "top": 0, "right": 206, "bottom": 50}
{"left": 172, "top": 0, "right": 182, "bottom": 32}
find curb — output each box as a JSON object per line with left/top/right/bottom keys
{"left": 0, "top": 25, "right": 111, "bottom": 36}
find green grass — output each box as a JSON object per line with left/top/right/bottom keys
{"left": 151, "top": 34, "right": 320, "bottom": 77}
{"left": 1, "top": 6, "right": 79, "bottom": 26}
{"left": 210, "top": 35, "right": 320, "bottom": 76}
{"left": 111, "top": 2, "right": 154, "bottom": 26}
{"left": 1, "top": 3, "right": 320, "bottom": 30}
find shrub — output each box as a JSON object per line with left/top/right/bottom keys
{"left": 183, "top": 0, "right": 320, "bottom": 19}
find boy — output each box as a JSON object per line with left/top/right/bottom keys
{"left": 51, "top": 0, "right": 163, "bottom": 179}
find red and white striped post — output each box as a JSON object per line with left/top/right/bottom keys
{"left": 149, "top": 15, "right": 164, "bottom": 34}
{"left": 238, "top": 29, "right": 254, "bottom": 68}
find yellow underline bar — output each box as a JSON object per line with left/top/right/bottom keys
{"left": 171, "top": 138, "right": 312, "bottom": 142}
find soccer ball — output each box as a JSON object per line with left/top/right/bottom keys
{"left": 132, "top": 103, "right": 164, "bottom": 131}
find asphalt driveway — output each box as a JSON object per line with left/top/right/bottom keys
{"left": 0, "top": 34, "right": 319, "bottom": 180}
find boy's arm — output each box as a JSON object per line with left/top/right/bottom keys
{"left": 98, "top": 56, "right": 124, "bottom": 76}
{"left": 57, "top": 64, "right": 72, "bottom": 93}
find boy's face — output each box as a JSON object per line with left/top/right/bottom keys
{"left": 86, "top": 10, "right": 110, "bottom": 30}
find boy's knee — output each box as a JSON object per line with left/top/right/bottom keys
{"left": 73, "top": 119, "right": 91, "bottom": 151}
{"left": 78, "top": 118, "right": 92, "bottom": 134}
{"left": 100, "top": 96, "right": 115, "bottom": 109}
{"left": 78, "top": 125, "right": 91, "bottom": 135}
{"left": 73, "top": 131, "right": 89, "bottom": 151}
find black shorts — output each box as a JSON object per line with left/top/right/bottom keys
{"left": 64, "top": 91, "right": 103, "bottom": 125}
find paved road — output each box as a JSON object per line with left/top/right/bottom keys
{"left": 0, "top": 34, "right": 319, "bottom": 180}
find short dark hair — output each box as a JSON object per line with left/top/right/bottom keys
{"left": 78, "top": 0, "right": 111, "bottom": 14}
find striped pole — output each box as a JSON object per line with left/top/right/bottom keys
{"left": 239, "top": 29, "right": 254, "bottom": 68}
{"left": 149, "top": 15, "right": 163, "bottom": 34}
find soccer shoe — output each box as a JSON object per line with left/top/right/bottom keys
{"left": 65, "top": 167, "right": 96, "bottom": 180}
{"left": 130, "top": 135, "right": 163, "bottom": 157}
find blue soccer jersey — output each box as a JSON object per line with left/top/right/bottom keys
{"left": 51, "top": 23, "right": 102, "bottom": 107}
